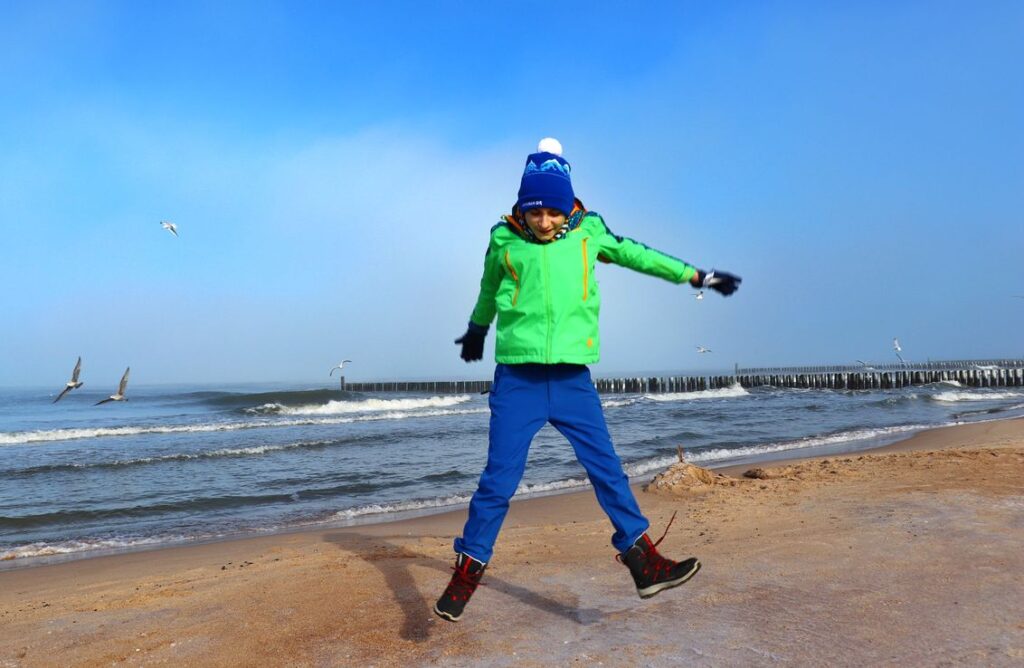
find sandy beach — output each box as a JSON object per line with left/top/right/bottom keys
{"left": 1, "top": 418, "right": 1023, "bottom": 666}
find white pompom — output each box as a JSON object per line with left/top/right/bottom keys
{"left": 537, "top": 137, "right": 563, "bottom": 156}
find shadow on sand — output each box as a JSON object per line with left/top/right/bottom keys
{"left": 324, "top": 532, "right": 604, "bottom": 642}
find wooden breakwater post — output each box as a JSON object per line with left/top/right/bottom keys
{"left": 342, "top": 379, "right": 493, "bottom": 394}
{"left": 341, "top": 359, "right": 1024, "bottom": 394}
{"left": 733, "top": 360, "right": 1024, "bottom": 390}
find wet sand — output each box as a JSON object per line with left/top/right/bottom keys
{"left": 1, "top": 418, "right": 1023, "bottom": 666}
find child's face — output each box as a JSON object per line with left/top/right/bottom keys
{"left": 523, "top": 208, "right": 566, "bottom": 242}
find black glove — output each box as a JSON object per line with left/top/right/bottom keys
{"left": 695, "top": 268, "right": 742, "bottom": 296}
{"left": 455, "top": 323, "right": 487, "bottom": 362}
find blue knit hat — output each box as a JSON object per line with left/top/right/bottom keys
{"left": 516, "top": 138, "right": 575, "bottom": 215}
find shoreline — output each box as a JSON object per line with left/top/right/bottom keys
{"left": 2, "top": 416, "right": 1022, "bottom": 665}
{"left": 2, "top": 413, "right": 1020, "bottom": 572}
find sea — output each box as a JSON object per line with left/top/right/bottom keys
{"left": 2, "top": 379, "right": 1023, "bottom": 568}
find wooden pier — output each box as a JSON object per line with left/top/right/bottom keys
{"left": 341, "top": 359, "right": 1024, "bottom": 394}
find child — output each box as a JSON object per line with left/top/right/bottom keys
{"left": 435, "top": 138, "right": 741, "bottom": 622}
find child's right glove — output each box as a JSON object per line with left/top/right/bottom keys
{"left": 692, "top": 269, "right": 742, "bottom": 296}
{"left": 455, "top": 322, "right": 488, "bottom": 362}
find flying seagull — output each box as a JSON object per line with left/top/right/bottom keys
{"left": 330, "top": 360, "right": 353, "bottom": 376}
{"left": 53, "top": 356, "right": 84, "bottom": 403}
{"left": 95, "top": 367, "right": 131, "bottom": 405}
{"left": 160, "top": 220, "right": 178, "bottom": 237}
{"left": 696, "top": 346, "right": 712, "bottom": 354}
{"left": 694, "top": 291, "right": 705, "bottom": 301}
{"left": 893, "top": 338, "right": 905, "bottom": 364}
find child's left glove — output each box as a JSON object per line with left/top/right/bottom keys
{"left": 455, "top": 322, "right": 488, "bottom": 362}
{"left": 692, "top": 269, "right": 742, "bottom": 296}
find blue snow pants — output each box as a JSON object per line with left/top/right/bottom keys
{"left": 454, "top": 364, "right": 649, "bottom": 562}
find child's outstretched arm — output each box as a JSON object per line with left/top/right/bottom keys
{"left": 455, "top": 238, "right": 504, "bottom": 362}
{"left": 593, "top": 215, "right": 741, "bottom": 296}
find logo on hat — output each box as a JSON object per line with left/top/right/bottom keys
{"left": 525, "top": 158, "right": 570, "bottom": 177}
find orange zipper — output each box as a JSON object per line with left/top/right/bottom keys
{"left": 504, "top": 250, "right": 520, "bottom": 306}
{"left": 581, "top": 238, "right": 589, "bottom": 301}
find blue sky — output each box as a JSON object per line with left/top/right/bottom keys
{"left": 1, "top": 1, "right": 1022, "bottom": 387}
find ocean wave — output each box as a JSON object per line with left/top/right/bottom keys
{"left": 864, "top": 393, "right": 920, "bottom": 407}
{"left": 0, "top": 422, "right": 247, "bottom": 446}
{"left": 1, "top": 490, "right": 305, "bottom": 529}
{"left": 3, "top": 438, "right": 358, "bottom": 476}
{"left": 516, "top": 477, "right": 590, "bottom": 495}
{"left": 952, "top": 402, "right": 1024, "bottom": 419}
{"left": 420, "top": 469, "right": 473, "bottom": 483}
{"left": 0, "top": 407, "right": 488, "bottom": 446}
{"left": 644, "top": 384, "right": 750, "bottom": 402}
{"left": 246, "top": 395, "right": 472, "bottom": 416}
{"left": 202, "top": 388, "right": 360, "bottom": 409}
{"left": 679, "top": 423, "right": 932, "bottom": 465}
{"left": 0, "top": 535, "right": 193, "bottom": 562}
{"left": 624, "top": 456, "right": 681, "bottom": 477}
{"left": 328, "top": 475, "right": 594, "bottom": 522}
{"left": 331, "top": 493, "right": 475, "bottom": 520}
{"left": 601, "top": 397, "right": 642, "bottom": 409}
{"left": 931, "top": 390, "right": 1024, "bottom": 403}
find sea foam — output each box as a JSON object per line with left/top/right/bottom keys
{"left": 0, "top": 406, "right": 487, "bottom": 446}
{"left": 247, "top": 395, "right": 472, "bottom": 416}
{"left": 644, "top": 384, "right": 750, "bottom": 402}
{"left": 668, "top": 423, "right": 935, "bottom": 468}
{"left": 601, "top": 397, "right": 642, "bottom": 409}
{"left": 0, "top": 535, "right": 191, "bottom": 562}
{"left": 932, "top": 390, "right": 1024, "bottom": 403}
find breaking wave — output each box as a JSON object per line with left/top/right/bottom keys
{"left": 329, "top": 475, "right": 594, "bottom": 523}
{"left": 0, "top": 407, "right": 487, "bottom": 446}
{"left": 601, "top": 397, "right": 642, "bottom": 409}
{"left": 246, "top": 395, "right": 472, "bottom": 416}
{"left": 644, "top": 384, "right": 750, "bottom": 402}
{"left": 650, "top": 423, "right": 936, "bottom": 469}
{"left": 0, "top": 535, "right": 195, "bottom": 562}
{"left": 932, "top": 390, "right": 1024, "bottom": 403}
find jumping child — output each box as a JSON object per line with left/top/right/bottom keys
{"left": 435, "top": 138, "right": 741, "bottom": 622}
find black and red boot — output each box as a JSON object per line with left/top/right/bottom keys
{"left": 434, "top": 552, "right": 487, "bottom": 622}
{"left": 618, "top": 516, "right": 700, "bottom": 598}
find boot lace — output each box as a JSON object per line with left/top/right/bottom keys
{"left": 616, "top": 511, "right": 678, "bottom": 568}
{"left": 443, "top": 561, "right": 486, "bottom": 602}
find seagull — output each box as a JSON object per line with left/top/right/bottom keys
{"left": 696, "top": 346, "right": 712, "bottom": 354}
{"left": 893, "top": 338, "right": 905, "bottom": 364}
{"left": 330, "top": 360, "right": 353, "bottom": 376}
{"left": 694, "top": 291, "right": 704, "bottom": 301}
{"left": 95, "top": 367, "right": 131, "bottom": 405}
{"left": 53, "top": 356, "right": 84, "bottom": 403}
{"left": 855, "top": 359, "right": 876, "bottom": 371}
{"left": 160, "top": 220, "right": 178, "bottom": 237}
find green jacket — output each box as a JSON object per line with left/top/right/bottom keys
{"left": 469, "top": 209, "right": 698, "bottom": 364}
